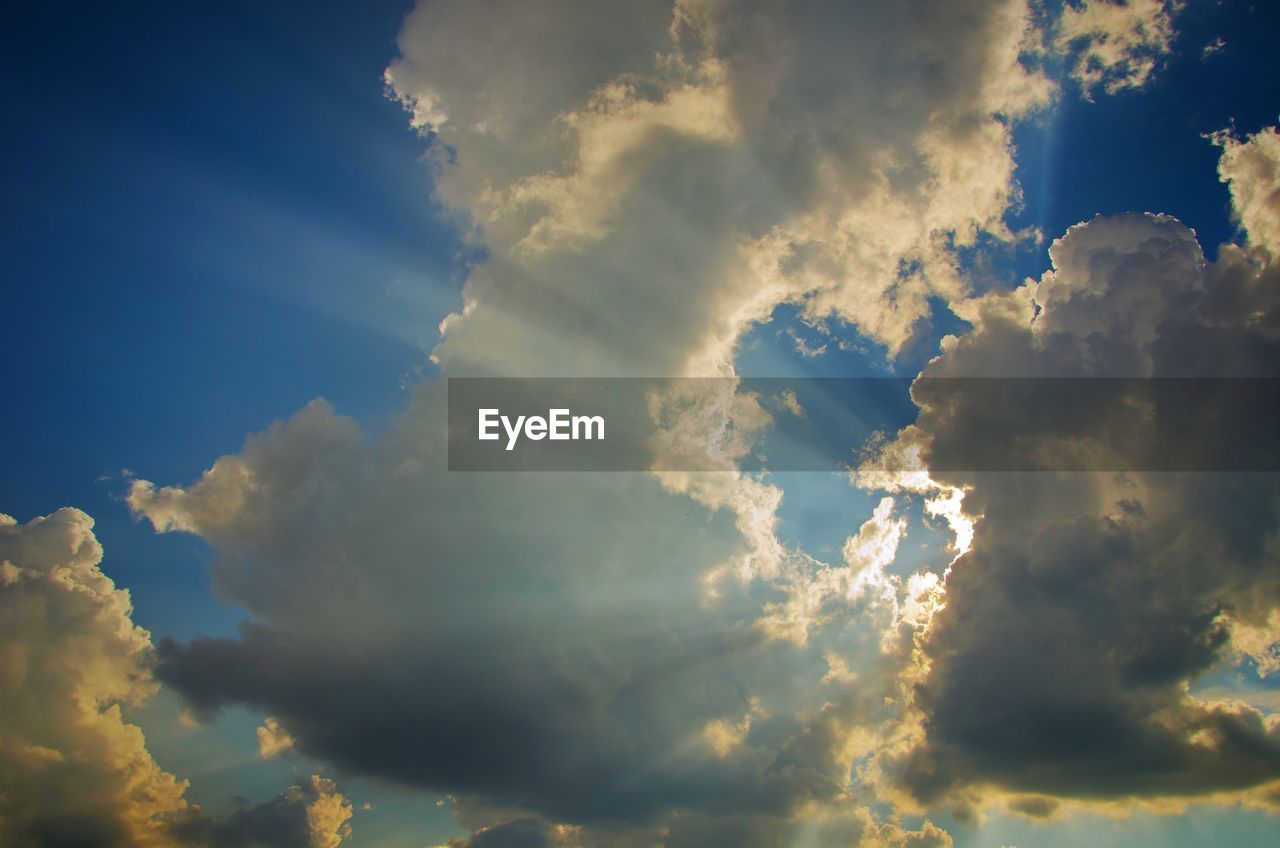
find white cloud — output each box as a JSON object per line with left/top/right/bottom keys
{"left": 1055, "top": 0, "right": 1177, "bottom": 98}
{"left": 258, "top": 716, "right": 296, "bottom": 759}
{"left": 304, "top": 776, "right": 354, "bottom": 848}
{"left": 0, "top": 508, "right": 189, "bottom": 847}
{"left": 1215, "top": 126, "right": 1280, "bottom": 259}
{"left": 0, "top": 507, "right": 355, "bottom": 848}
{"left": 387, "top": 0, "right": 1054, "bottom": 375}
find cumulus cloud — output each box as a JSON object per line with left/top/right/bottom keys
{"left": 1055, "top": 0, "right": 1177, "bottom": 98}
{"left": 171, "top": 775, "right": 352, "bottom": 848}
{"left": 1215, "top": 126, "right": 1280, "bottom": 260}
{"left": 127, "top": 393, "right": 856, "bottom": 838}
{"left": 258, "top": 716, "right": 296, "bottom": 759}
{"left": 127, "top": 382, "right": 965, "bottom": 845}
{"left": 386, "top": 0, "right": 1055, "bottom": 374}
{"left": 861, "top": 192, "right": 1280, "bottom": 810}
{"left": 382, "top": 0, "right": 1061, "bottom": 622}
{"left": 120, "top": 4, "right": 1083, "bottom": 842}
{"left": 1201, "top": 36, "right": 1226, "bottom": 60}
{"left": 116, "top": 1, "right": 1257, "bottom": 844}
{"left": 0, "top": 508, "right": 189, "bottom": 847}
{"left": 0, "top": 507, "right": 353, "bottom": 848}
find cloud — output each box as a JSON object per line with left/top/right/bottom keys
{"left": 1055, "top": 0, "right": 1177, "bottom": 98}
{"left": 431, "top": 818, "right": 561, "bottom": 848}
{"left": 1201, "top": 37, "right": 1226, "bottom": 60}
{"left": 116, "top": 1, "right": 1248, "bottom": 843}
{"left": 0, "top": 507, "right": 353, "bottom": 848}
{"left": 0, "top": 507, "right": 189, "bottom": 847}
{"left": 171, "top": 775, "right": 352, "bottom": 848}
{"left": 258, "top": 716, "right": 296, "bottom": 759}
{"left": 127, "top": 381, "right": 966, "bottom": 845}
{"left": 386, "top": 0, "right": 1055, "bottom": 373}
{"left": 1005, "top": 795, "right": 1061, "bottom": 819}
{"left": 123, "top": 3, "right": 1078, "bottom": 841}
{"left": 1215, "top": 126, "right": 1280, "bottom": 260}
{"left": 128, "top": 394, "right": 850, "bottom": 833}
{"left": 381, "top": 0, "right": 1062, "bottom": 623}
{"left": 861, "top": 184, "right": 1280, "bottom": 810}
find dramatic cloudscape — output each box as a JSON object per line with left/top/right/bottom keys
{"left": 3, "top": 1, "right": 1280, "bottom": 846}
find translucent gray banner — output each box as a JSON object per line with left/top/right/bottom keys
{"left": 446, "top": 378, "right": 1280, "bottom": 472}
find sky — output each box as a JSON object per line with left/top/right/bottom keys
{"left": 2, "top": 1, "right": 1280, "bottom": 847}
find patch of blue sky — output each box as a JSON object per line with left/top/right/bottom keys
{"left": 129, "top": 695, "right": 300, "bottom": 817}
{"left": 1009, "top": 0, "right": 1280, "bottom": 269}
{"left": 2, "top": 0, "right": 466, "bottom": 641}
{"left": 1190, "top": 655, "right": 1280, "bottom": 718}
{"left": 1, "top": 6, "right": 476, "bottom": 832}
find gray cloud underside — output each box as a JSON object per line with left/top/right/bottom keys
{"left": 879, "top": 209, "right": 1280, "bottom": 807}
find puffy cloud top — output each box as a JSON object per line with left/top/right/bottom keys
{"left": 867, "top": 200, "right": 1280, "bottom": 810}
{"left": 0, "top": 508, "right": 355, "bottom": 848}
{"left": 0, "top": 508, "right": 188, "bottom": 847}
{"left": 385, "top": 0, "right": 1057, "bottom": 375}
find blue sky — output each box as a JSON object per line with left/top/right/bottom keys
{"left": 4, "top": 2, "right": 1280, "bottom": 847}
{"left": 4, "top": 0, "right": 461, "bottom": 638}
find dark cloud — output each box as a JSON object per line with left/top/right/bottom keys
{"left": 881, "top": 213, "right": 1280, "bottom": 806}
{"left": 437, "top": 818, "right": 554, "bottom": 848}
{"left": 1006, "top": 795, "right": 1060, "bottom": 819}
{"left": 150, "top": 559, "right": 879, "bottom": 831}
{"left": 129, "top": 393, "right": 858, "bottom": 831}
{"left": 129, "top": 382, "right": 928, "bottom": 842}
{"left": 168, "top": 776, "right": 351, "bottom": 848}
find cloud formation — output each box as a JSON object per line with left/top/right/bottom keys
{"left": 0, "top": 508, "right": 188, "bottom": 847}
{"left": 116, "top": 2, "right": 1274, "bottom": 845}
{"left": 129, "top": 395, "right": 851, "bottom": 841}
{"left": 170, "top": 775, "right": 352, "bottom": 848}
{"left": 124, "top": 5, "right": 1083, "bottom": 843}
{"left": 1216, "top": 126, "right": 1280, "bottom": 260}
{"left": 0, "top": 508, "right": 353, "bottom": 848}
{"left": 1055, "top": 0, "right": 1177, "bottom": 98}
{"left": 386, "top": 0, "right": 1055, "bottom": 373}
{"left": 258, "top": 716, "right": 297, "bottom": 759}
{"left": 861, "top": 132, "right": 1280, "bottom": 811}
